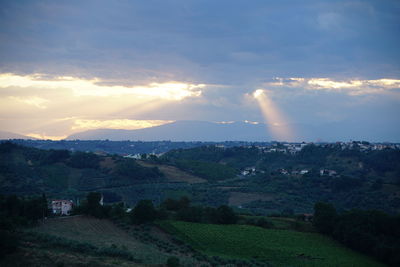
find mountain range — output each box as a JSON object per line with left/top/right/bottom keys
{"left": 0, "top": 131, "right": 37, "bottom": 140}
{"left": 66, "top": 120, "right": 400, "bottom": 142}
{"left": 2, "top": 120, "right": 399, "bottom": 142}
{"left": 67, "top": 121, "right": 272, "bottom": 142}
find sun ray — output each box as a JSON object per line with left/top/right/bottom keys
{"left": 253, "top": 89, "right": 294, "bottom": 141}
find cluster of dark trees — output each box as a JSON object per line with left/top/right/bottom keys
{"left": 313, "top": 202, "right": 400, "bottom": 266}
{"left": 0, "top": 194, "right": 49, "bottom": 257}
{"left": 0, "top": 194, "right": 49, "bottom": 225}
{"left": 161, "top": 197, "right": 237, "bottom": 224}
{"left": 74, "top": 192, "right": 126, "bottom": 219}
{"left": 126, "top": 197, "right": 237, "bottom": 225}
{"left": 76, "top": 193, "right": 238, "bottom": 226}
{"left": 114, "top": 159, "right": 164, "bottom": 180}
{"left": 173, "top": 160, "right": 236, "bottom": 182}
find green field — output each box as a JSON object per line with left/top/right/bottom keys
{"left": 31, "top": 216, "right": 202, "bottom": 266}
{"left": 161, "top": 220, "right": 385, "bottom": 267}
{"left": 33, "top": 216, "right": 166, "bottom": 264}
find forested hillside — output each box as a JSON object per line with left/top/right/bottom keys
{"left": 160, "top": 144, "right": 400, "bottom": 213}
{"left": 1, "top": 141, "right": 399, "bottom": 214}
{"left": 0, "top": 142, "right": 164, "bottom": 201}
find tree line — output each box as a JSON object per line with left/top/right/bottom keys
{"left": 313, "top": 202, "right": 400, "bottom": 266}
{"left": 74, "top": 193, "right": 238, "bottom": 225}
{"left": 0, "top": 194, "right": 49, "bottom": 257}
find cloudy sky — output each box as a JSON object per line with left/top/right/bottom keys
{"left": 0, "top": 0, "right": 399, "bottom": 141}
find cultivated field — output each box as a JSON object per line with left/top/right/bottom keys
{"left": 137, "top": 161, "right": 207, "bottom": 183}
{"left": 34, "top": 216, "right": 171, "bottom": 265}
{"left": 161, "top": 221, "right": 385, "bottom": 267}
{"left": 32, "top": 216, "right": 219, "bottom": 266}
{"left": 228, "top": 192, "right": 274, "bottom": 206}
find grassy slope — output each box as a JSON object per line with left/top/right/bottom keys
{"left": 33, "top": 216, "right": 168, "bottom": 264}
{"left": 30, "top": 216, "right": 209, "bottom": 266}
{"left": 0, "top": 243, "right": 144, "bottom": 267}
{"left": 161, "top": 220, "right": 385, "bottom": 267}
{"left": 137, "top": 160, "right": 206, "bottom": 183}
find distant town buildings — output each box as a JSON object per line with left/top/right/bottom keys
{"left": 320, "top": 169, "right": 338, "bottom": 177}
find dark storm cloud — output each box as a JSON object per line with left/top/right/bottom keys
{"left": 1, "top": 0, "right": 399, "bottom": 84}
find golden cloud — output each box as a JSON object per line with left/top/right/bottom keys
{"left": 265, "top": 77, "right": 400, "bottom": 95}
{"left": 8, "top": 96, "right": 49, "bottom": 109}
{"left": 0, "top": 73, "right": 204, "bottom": 100}
{"left": 72, "top": 119, "right": 173, "bottom": 131}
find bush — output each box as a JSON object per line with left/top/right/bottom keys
{"left": 0, "top": 230, "right": 18, "bottom": 257}
{"left": 68, "top": 151, "right": 100, "bottom": 169}
{"left": 131, "top": 200, "right": 158, "bottom": 224}
{"left": 167, "top": 256, "right": 180, "bottom": 267}
{"left": 246, "top": 217, "right": 274, "bottom": 229}
{"left": 313, "top": 202, "right": 337, "bottom": 235}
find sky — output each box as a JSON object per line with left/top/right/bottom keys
{"left": 0, "top": 0, "right": 399, "bottom": 141}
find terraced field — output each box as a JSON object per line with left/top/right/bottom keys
{"left": 161, "top": 220, "right": 385, "bottom": 267}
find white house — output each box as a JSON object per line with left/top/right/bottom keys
{"left": 51, "top": 200, "right": 73, "bottom": 215}
{"left": 300, "top": 169, "right": 309, "bottom": 175}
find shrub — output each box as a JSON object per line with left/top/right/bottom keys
{"left": 167, "top": 256, "right": 180, "bottom": 267}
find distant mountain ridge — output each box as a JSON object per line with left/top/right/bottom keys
{"left": 67, "top": 121, "right": 273, "bottom": 142}
{"left": 66, "top": 120, "right": 400, "bottom": 142}
{"left": 0, "top": 130, "right": 37, "bottom": 140}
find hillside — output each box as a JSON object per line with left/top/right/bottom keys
{"left": 0, "top": 142, "right": 165, "bottom": 203}
{"left": 2, "top": 215, "right": 385, "bottom": 267}
{"left": 137, "top": 160, "right": 206, "bottom": 183}
{"left": 1, "top": 216, "right": 207, "bottom": 266}
{"left": 160, "top": 220, "right": 384, "bottom": 267}
{"left": 160, "top": 144, "right": 400, "bottom": 214}
{"left": 1, "top": 141, "right": 399, "bottom": 214}
{"left": 32, "top": 216, "right": 193, "bottom": 265}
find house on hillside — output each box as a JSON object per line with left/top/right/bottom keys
{"left": 52, "top": 200, "right": 73, "bottom": 215}
{"left": 300, "top": 169, "right": 309, "bottom": 175}
{"left": 279, "top": 168, "right": 289, "bottom": 175}
{"left": 300, "top": 213, "right": 313, "bottom": 222}
{"left": 320, "top": 169, "right": 338, "bottom": 177}
{"left": 242, "top": 166, "right": 256, "bottom": 176}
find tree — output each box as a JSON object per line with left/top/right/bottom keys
{"left": 86, "top": 192, "right": 105, "bottom": 218}
{"left": 167, "top": 256, "right": 180, "bottom": 267}
{"left": 131, "top": 200, "right": 157, "bottom": 224}
{"left": 41, "top": 193, "right": 49, "bottom": 219}
{"left": 178, "top": 196, "right": 190, "bottom": 209}
{"left": 109, "top": 202, "right": 126, "bottom": 219}
{"left": 177, "top": 206, "right": 203, "bottom": 222}
{"left": 44, "top": 149, "right": 70, "bottom": 164}
{"left": 215, "top": 205, "right": 237, "bottom": 224}
{"left": 68, "top": 151, "right": 100, "bottom": 169}
{"left": 5, "top": 195, "right": 21, "bottom": 217}
{"left": 162, "top": 196, "right": 190, "bottom": 211}
{"left": 313, "top": 202, "right": 337, "bottom": 235}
